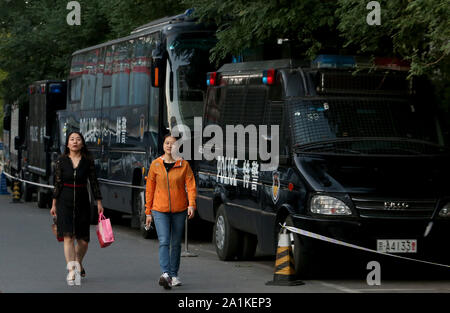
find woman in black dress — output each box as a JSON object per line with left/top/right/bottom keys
{"left": 50, "top": 131, "right": 103, "bottom": 286}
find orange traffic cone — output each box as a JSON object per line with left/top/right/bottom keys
{"left": 266, "top": 229, "right": 304, "bottom": 286}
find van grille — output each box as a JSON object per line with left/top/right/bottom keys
{"left": 351, "top": 196, "right": 436, "bottom": 219}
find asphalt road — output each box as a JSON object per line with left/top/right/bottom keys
{"left": 0, "top": 194, "right": 449, "bottom": 294}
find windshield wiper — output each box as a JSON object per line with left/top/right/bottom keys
{"left": 294, "top": 140, "right": 361, "bottom": 154}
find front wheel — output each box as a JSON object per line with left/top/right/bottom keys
{"left": 280, "top": 215, "right": 315, "bottom": 279}
{"left": 213, "top": 205, "right": 239, "bottom": 261}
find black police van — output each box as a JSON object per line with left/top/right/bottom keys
{"left": 21, "top": 80, "right": 67, "bottom": 207}
{"left": 196, "top": 56, "right": 450, "bottom": 277}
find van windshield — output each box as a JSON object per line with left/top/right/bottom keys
{"left": 167, "top": 32, "right": 217, "bottom": 129}
{"left": 290, "top": 97, "right": 449, "bottom": 155}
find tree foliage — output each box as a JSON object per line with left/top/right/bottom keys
{"left": 337, "top": 0, "right": 450, "bottom": 76}
{"left": 186, "top": 0, "right": 450, "bottom": 76}
{"left": 185, "top": 0, "right": 340, "bottom": 62}
{"left": 0, "top": 0, "right": 185, "bottom": 104}
{"left": 0, "top": 0, "right": 448, "bottom": 112}
{"left": 186, "top": 0, "right": 449, "bottom": 116}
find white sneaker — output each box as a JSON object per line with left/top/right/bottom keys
{"left": 159, "top": 273, "right": 172, "bottom": 290}
{"left": 171, "top": 276, "right": 182, "bottom": 287}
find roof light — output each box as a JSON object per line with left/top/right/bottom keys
{"left": 206, "top": 72, "right": 218, "bottom": 86}
{"left": 374, "top": 57, "right": 410, "bottom": 71}
{"left": 29, "top": 86, "right": 35, "bottom": 95}
{"left": 40, "top": 84, "right": 46, "bottom": 94}
{"left": 49, "top": 83, "right": 63, "bottom": 94}
{"left": 312, "top": 55, "right": 356, "bottom": 69}
{"left": 262, "top": 69, "right": 276, "bottom": 85}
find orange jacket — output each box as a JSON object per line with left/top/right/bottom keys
{"left": 145, "top": 157, "right": 197, "bottom": 215}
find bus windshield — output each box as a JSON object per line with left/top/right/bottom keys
{"left": 167, "top": 32, "right": 217, "bottom": 129}
{"left": 289, "top": 97, "right": 449, "bottom": 155}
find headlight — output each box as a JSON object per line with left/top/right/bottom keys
{"left": 438, "top": 203, "right": 450, "bottom": 218}
{"left": 310, "top": 195, "right": 352, "bottom": 215}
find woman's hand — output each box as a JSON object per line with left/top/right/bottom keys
{"left": 97, "top": 200, "right": 104, "bottom": 215}
{"left": 50, "top": 206, "right": 57, "bottom": 217}
{"left": 187, "top": 206, "right": 195, "bottom": 219}
{"left": 145, "top": 215, "right": 152, "bottom": 229}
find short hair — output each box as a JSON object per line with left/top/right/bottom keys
{"left": 163, "top": 132, "right": 180, "bottom": 142}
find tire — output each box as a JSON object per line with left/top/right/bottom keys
{"left": 21, "top": 172, "right": 33, "bottom": 202}
{"left": 132, "top": 189, "right": 155, "bottom": 239}
{"left": 213, "top": 205, "right": 239, "bottom": 261}
{"left": 237, "top": 232, "right": 257, "bottom": 260}
{"left": 37, "top": 191, "right": 48, "bottom": 208}
{"left": 281, "top": 215, "right": 315, "bottom": 279}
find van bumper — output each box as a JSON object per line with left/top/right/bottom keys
{"left": 290, "top": 214, "right": 450, "bottom": 264}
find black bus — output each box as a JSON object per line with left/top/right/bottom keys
{"left": 197, "top": 56, "right": 450, "bottom": 277}
{"left": 60, "top": 10, "right": 218, "bottom": 235}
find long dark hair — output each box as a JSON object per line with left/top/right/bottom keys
{"left": 64, "top": 131, "right": 91, "bottom": 159}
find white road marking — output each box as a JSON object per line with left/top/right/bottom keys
{"left": 317, "top": 281, "right": 361, "bottom": 293}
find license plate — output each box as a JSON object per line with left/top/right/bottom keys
{"left": 377, "top": 239, "right": 417, "bottom": 253}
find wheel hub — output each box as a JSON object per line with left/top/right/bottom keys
{"left": 215, "top": 215, "right": 225, "bottom": 250}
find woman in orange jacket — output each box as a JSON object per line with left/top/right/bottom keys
{"left": 145, "top": 134, "right": 197, "bottom": 289}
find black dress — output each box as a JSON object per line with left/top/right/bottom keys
{"left": 52, "top": 155, "right": 102, "bottom": 242}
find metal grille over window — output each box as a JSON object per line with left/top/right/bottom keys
{"left": 289, "top": 97, "right": 448, "bottom": 155}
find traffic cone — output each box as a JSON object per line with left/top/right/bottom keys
{"left": 12, "top": 180, "right": 21, "bottom": 203}
{"left": 266, "top": 229, "right": 305, "bottom": 286}
{"left": 0, "top": 172, "right": 9, "bottom": 195}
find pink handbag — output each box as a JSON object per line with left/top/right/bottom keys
{"left": 96, "top": 213, "right": 115, "bottom": 248}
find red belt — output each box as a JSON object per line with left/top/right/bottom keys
{"left": 64, "top": 183, "right": 87, "bottom": 188}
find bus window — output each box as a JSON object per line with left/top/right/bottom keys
{"left": 69, "top": 77, "right": 81, "bottom": 103}
{"left": 102, "top": 87, "right": 111, "bottom": 109}
{"left": 95, "top": 48, "right": 105, "bottom": 109}
{"left": 111, "top": 42, "right": 130, "bottom": 107}
{"left": 103, "top": 46, "right": 113, "bottom": 88}
{"left": 129, "top": 36, "right": 154, "bottom": 107}
{"left": 81, "top": 50, "right": 97, "bottom": 110}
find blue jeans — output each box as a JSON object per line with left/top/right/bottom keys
{"left": 152, "top": 210, "right": 187, "bottom": 277}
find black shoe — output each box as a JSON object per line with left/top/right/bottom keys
{"left": 159, "top": 273, "right": 172, "bottom": 290}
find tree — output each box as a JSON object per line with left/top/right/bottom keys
{"left": 185, "top": 0, "right": 341, "bottom": 62}
{"left": 337, "top": 0, "right": 450, "bottom": 77}
{"left": 0, "top": 0, "right": 111, "bottom": 104}
{"left": 186, "top": 0, "right": 450, "bottom": 128}
{"left": 0, "top": 0, "right": 186, "bottom": 104}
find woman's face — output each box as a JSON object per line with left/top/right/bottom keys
{"left": 163, "top": 136, "right": 177, "bottom": 155}
{"left": 67, "top": 133, "right": 83, "bottom": 153}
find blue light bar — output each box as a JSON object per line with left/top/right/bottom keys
{"left": 312, "top": 55, "right": 356, "bottom": 69}
{"left": 49, "top": 83, "right": 63, "bottom": 94}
